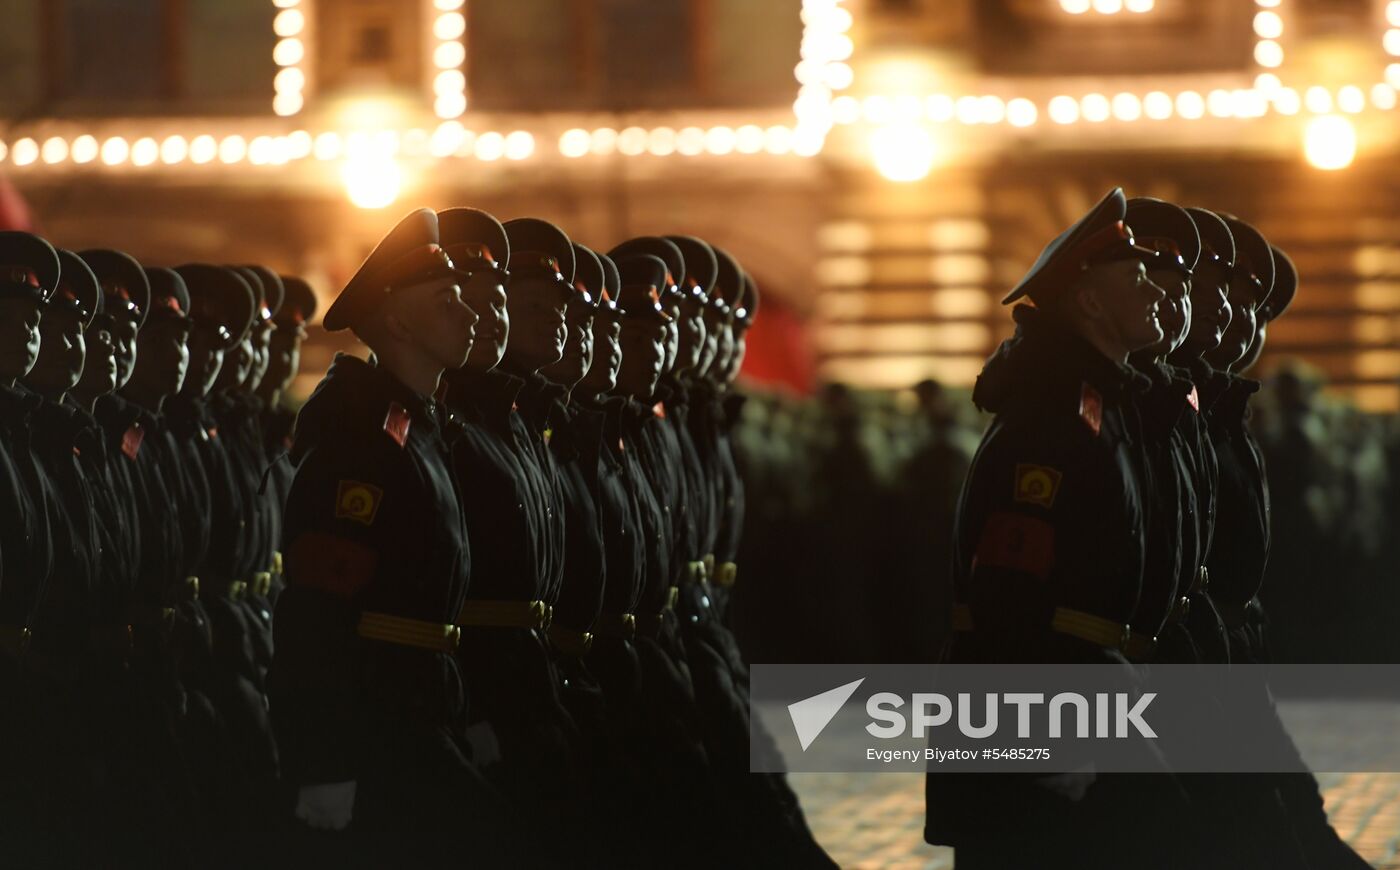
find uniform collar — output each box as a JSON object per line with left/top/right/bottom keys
{"left": 444, "top": 366, "right": 524, "bottom": 423}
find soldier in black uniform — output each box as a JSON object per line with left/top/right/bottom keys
{"left": 269, "top": 208, "right": 517, "bottom": 861}
{"left": 926, "top": 189, "right": 1199, "bottom": 868}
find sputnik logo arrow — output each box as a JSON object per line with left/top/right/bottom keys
{"left": 787, "top": 677, "right": 865, "bottom": 751}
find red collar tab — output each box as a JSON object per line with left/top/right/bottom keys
{"left": 383, "top": 401, "right": 411, "bottom": 448}
{"left": 1079, "top": 382, "right": 1103, "bottom": 436}
{"left": 652, "top": 401, "right": 666, "bottom": 419}
{"left": 1186, "top": 385, "right": 1200, "bottom": 413}
{"left": 121, "top": 423, "right": 144, "bottom": 460}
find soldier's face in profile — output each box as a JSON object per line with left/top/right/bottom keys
{"left": 707, "top": 316, "right": 735, "bottom": 383}
{"left": 131, "top": 317, "right": 190, "bottom": 398}
{"left": 674, "top": 299, "right": 706, "bottom": 374}
{"left": 112, "top": 316, "right": 139, "bottom": 389}
{"left": 74, "top": 318, "right": 118, "bottom": 396}
{"left": 245, "top": 321, "right": 274, "bottom": 391}
{"left": 0, "top": 297, "right": 43, "bottom": 383}
{"left": 1146, "top": 269, "right": 1191, "bottom": 356}
{"left": 1176, "top": 259, "right": 1230, "bottom": 359}
{"left": 184, "top": 326, "right": 224, "bottom": 398}
{"left": 540, "top": 304, "right": 595, "bottom": 389}
{"left": 1208, "top": 268, "right": 1261, "bottom": 370}
{"left": 615, "top": 318, "right": 666, "bottom": 398}
{"left": 1084, "top": 258, "right": 1165, "bottom": 353}
{"left": 263, "top": 328, "right": 301, "bottom": 395}
{"left": 580, "top": 315, "right": 622, "bottom": 394}
{"left": 215, "top": 335, "right": 254, "bottom": 394}
{"left": 390, "top": 276, "right": 478, "bottom": 372}
{"left": 503, "top": 276, "right": 568, "bottom": 371}
{"left": 723, "top": 323, "right": 749, "bottom": 385}
{"left": 461, "top": 271, "right": 508, "bottom": 372}
{"left": 697, "top": 307, "right": 723, "bottom": 376}
{"left": 658, "top": 301, "right": 681, "bottom": 374}
{"left": 25, "top": 307, "right": 87, "bottom": 394}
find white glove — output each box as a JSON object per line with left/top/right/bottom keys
{"left": 295, "top": 781, "right": 357, "bottom": 831}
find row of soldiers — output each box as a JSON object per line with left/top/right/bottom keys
{"left": 923, "top": 189, "right": 1369, "bottom": 868}
{"left": 0, "top": 212, "right": 833, "bottom": 866}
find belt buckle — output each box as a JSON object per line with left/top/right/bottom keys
{"left": 1119, "top": 623, "right": 1133, "bottom": 651}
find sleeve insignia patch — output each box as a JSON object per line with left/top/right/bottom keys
{"left": 1079, "top": 382, "right": 1102, "bottom": 436}
{"left": 1014, "top": 463, "right": 1063, "bottom": 509}
{"left": 121, "top": 423, "right": 144, "bottom": 460}
{"left": 1186, "top": 385, "right": 1200, "bottom": 413}
{"left": 974, "top": 511, "right": 1055, "bottom": 581}
{"left": 335, "top": 480, "right": 384, "bottom": 526}
{"left": 383, "top": 401, "right": 411, "bottom": 448}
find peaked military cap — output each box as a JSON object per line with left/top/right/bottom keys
{"left": 0, "top": 231, "right": 59, "bottom": 305}
{"left": 597, "top": 252, "right": 621, "bottom": 313}
{"left": 613, "top": 254, "right": 672, "bottom": 324}
{"left": 176, "top": 264, "right": 256, "bottom": 350}
{"left": 1183, "top": 207, "right": 1235, "bottom": 276}
{"left": 1002, "top": 188, "right": 1159, "bottom": 305}
{"left": 80, "top": 249, "right": 150, "bottom": 328}
{"left": 713, "top": 246, "right": 744, "bottom": 316}
{"left": 1218, "top": 213, "right": 1275, "bottom": 308}
{"left": 1125, "top": 198, "right": 1199, "bottom": 277}
{"left": 276, "top": 275, "right": 318, "bottom": 334}
{"left": 663, "top": 235, "right": 716, "bottom": 305}
{"left": 571, "top": 243, "right": 603, "bottom": 309}
{"left": 143, "top": 267, "right": 191, "bottom": 323}
{"left": 438, "top": 207, "right": 510, "bottom": 278}
{"left": 325, "top": 208, "right": 464, "bottom": 333}
{"left": 240, "top": 265, "right": 285, "bottom": 322}
{"left": 736, "top": 271, "right": 760, "bottom": 326}
{"left": 503, "top": 217, "right": 574, "bottom": 296}
{"left": 608, "top": 237, "right": 685, "bottom": 302}
{"left": 51, "top": 249, "right": 100, "bottom": 328}
{"left": 1260, "top": 245, "right": 1296, "bottom": 323}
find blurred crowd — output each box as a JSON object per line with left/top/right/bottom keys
{"left": 728, "top": 364, "right": 1400, "bottom": 665}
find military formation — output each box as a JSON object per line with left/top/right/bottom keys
{"left": 0, "top": 212, "right": 832, "bottom": 867}
{"left": 920, "top": 189, "right": 1371, "bottom": 869}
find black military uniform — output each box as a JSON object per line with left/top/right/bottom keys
{"left": 269, "top": 208, "right": 509, "bottom": 859}
{"left": 927, "top": 190, "right": 1195, "bottom": 868}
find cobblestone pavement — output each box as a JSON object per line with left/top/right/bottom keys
{"left": 792, "top": 771, "right": 1400, "bottom": 869}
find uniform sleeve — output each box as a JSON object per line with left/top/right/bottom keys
{"left": 269, "top": 439, "right": 406, "bottom": 786}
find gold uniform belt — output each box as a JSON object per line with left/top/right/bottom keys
{"left": 714, "top": 561, "right": 739, "bottom": 589}
{"left": 357, "top": 611, "right": 461, "bottom": 653}
{"left": 952, "top": 604, "right": 1156, "bottom": 661}
{"left": 456, "top": 599, "right": 552, "bottom": 630}
{"left": 546, "top": 624, "right": 594, "bottom": 657}
{"left": 591, "top": 612, "right": 637, "bottom": 641}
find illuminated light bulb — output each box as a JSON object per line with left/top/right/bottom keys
{"left": 273, "top": 38, "right": 304, "bottom": 67}
{"left": 1254, "top": 40, "right": 1283, "bottom": 68}
{"left": 435, "top": 12, "right": 466, "bottom": 40}
{"left": 1370, "top": 83, "right": 1397, "bottom": 111}
{"left": 219, "top": 135, "right": 247, "bottom": 164}
{"left": 248, "top": 136, "right": 274, "bottom": 165}
{"left": 826, "top": 62, "right": 854, "bottom": 91}
{"left": 676, "top": 127, "right": 705, "bottom": 156}
{"left": 41, "top": 137, "right": 68, "bottom": 164}
{"left": 434, "top": 41, "right": 466, "bottom": 69}
{"left": 870, "top": 122, "right": 935, "bottom": 182}
{"left": 1006, "top": 98, "right": 1037, "bottom": 127}
{"left": 190, "top": 135, "right": 218, "bottom": 164}
{"left": 131, "top": 137, "right": 159, "bottom": 167}
{"left": 1389, "top": 1, "right": 1400, "bottom": 27}
{"left": 271, "top": 0, "right": 298, "bottom": 8}
{"left": 1255, "top": 0, "right": 1279, "bottom": 6}
{"left": 1112, "top": 92, "right": 1142, "bottom": 121}
{"left": 273, "top": 92, "right": 304, "bottom": 116}
{"left": 792, "top": 126, "right": 826, "bottom": 157}
{"left": 434, "top": 70, "right": 466, "bottom": 96}
{"left": 1143, "top": 91, "right": 1173, "bottom": 119}
{"left": 830, "top": 34, "right": 853, "bottom": 61}
{"left": 504, "top": 131, "right": 534, "bottom": 160}
{"left": 434, "top": 91, "right": 467, "bottom": 119}
{"left": 429, "top": 121, "right": 466, "bottom": 157}
{"left": 273, "top": 8, "right": 304, "bottom": 37}
{"left": 1048, "top": 95, "right": 1080, "bottom": 124}
{"left": 1060, "top": 0, "right": 1090, "bottom": 12}
{"left": 1081, "top": 93, "right": 1110, "bottom": 122}
{"left": 955, "top": 95, "right": 981, "bottom": 125}
{"left": 831, "top": 7, "right": 854, "bottom": 31}
{"left": 559, "top": 128, "right": 591, "bottom": 158}
{"left": 793, "top": 61, "right": 820, "bottom": 86}
{"left": 275, "top": 67, "right": 305, "bottom": 94}
{"left": 978, "top": 95, "right": 1006, "bottom": 124}
{"left": 1254, "top": 73, "right": 1281, "bottom": 94}
{"left": 617, "top": 127, "right": 647, "bottom": 156}
{"left": 705, "top": 126, "right": 737, "bottom": 155}
{"left": 9, "top": 138, "right": 37, "bottom": 166}
{"left": 287, "top": 130, "right": 312, "bottom": 159}
{"left": 892, "top": 95, "right": 923, "bottom": 121}
{"left": 831, "top": 95, "right": 862, "bottom": 124}
{"left": 1303, "top": 114, "right": 1355, "bottom": 170}
{"left": 434, "top": 0, "right": 464, "bottom": 9}
{"left": 1125, "top": 0, "right": 1153, "bottom": 11}
{"left": 1092, "top": 0, "right": 1123, "bottom": 13}
{"left": 735, "top": 125, "right": 765, "bottom": 153}
{"left": 1273, "top": 87, "right": 1301, "bottom": 115}
{"left": 71, "top": 134, "right": 99, "bottom": 164}
{"left": 645, "top": 127, "right": 676, "bottom": 157}
{"left": 591, "top": 127, "right": 619, "bottom": 155}
{"left": 160, "top": 135, "right": 188, "bottom": 164}
{"left": 474, "top": 131, "right": 505, "bottom": 161}
{"left": 864, "top": 95, "right": 892, "bottom": 123}
{"left": 1175, "top": 90, "right": 1205, "bottom": 119}
{"left": 926, "top": 94, "right": 954, "bottom": 122}
{"left": 312, "top": 131, "right": 341, "bottom": 161}
{"left": 1206, "top": 89, "right": 1233, "bottom": 117}
{"left": 0, "top": 141, "right": 7, "bottom": 164}
{"left": 1389, "top": 64, "right": 1400, "bottom": 89}
{"left": 763, "top": 125, "right": 794, "bottom": 155}
{"left": 1337, "top": 85, "right": 1365, "bottom": 114}
{"left": 1234, "top": 89, "right": 1268, "bottom": 118}
{"left": 1386, "top": 29, "right": 1400, "bottom": 56}
{"left": 1305, "top": 86, "right": 1332, "bottom": 114}
{"left": 101, "top": 137, "right": 129, "bottom": 165}
{"left": 1253, "top": 11, "right": 1283, "bottom": 39}
{"left": 342, "top": 154, "right": 401, "bottom": 209}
